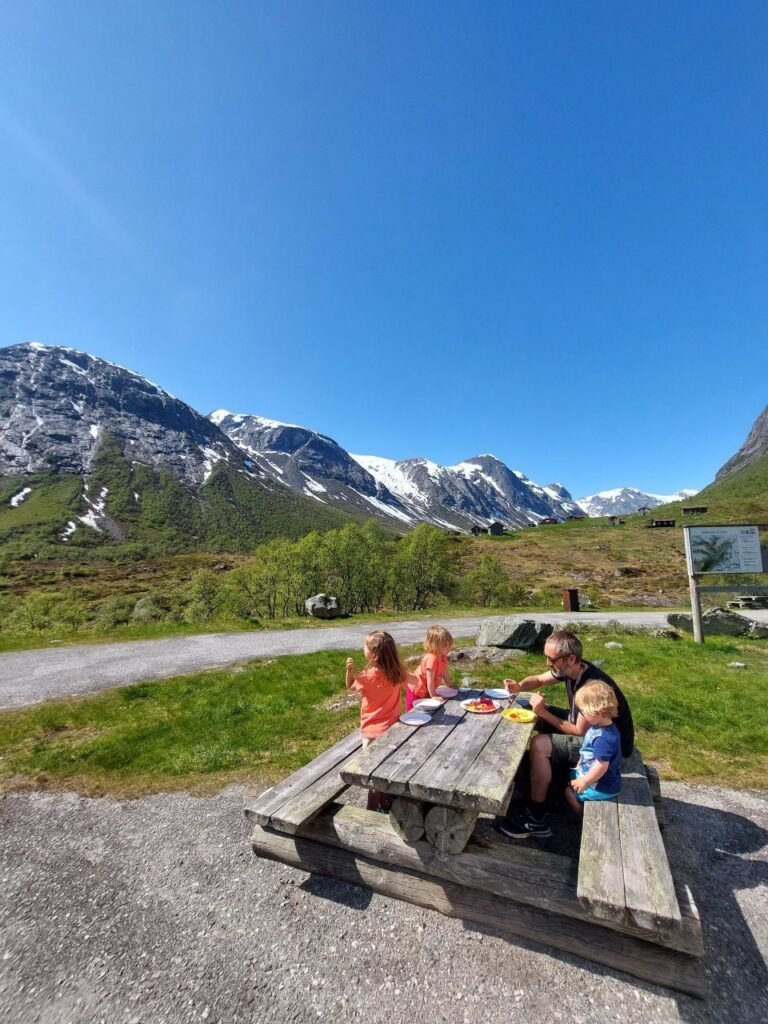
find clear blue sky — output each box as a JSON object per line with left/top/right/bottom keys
{"left": 1, "top": 2, "right": 766, "bottom": 497}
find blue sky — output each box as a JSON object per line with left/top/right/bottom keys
{"left": 1, "top": 2, "right": 766, "bottom": 498}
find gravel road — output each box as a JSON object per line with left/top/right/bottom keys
{"left": 7, "top": 610, "right": 767, "bottom": 711}
{"left": 1, "top": 780, "right": 766, "bottom": 1024}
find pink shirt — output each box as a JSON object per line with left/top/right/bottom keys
{"left": 411, "top": 652, "right": 448, "bottom": 699}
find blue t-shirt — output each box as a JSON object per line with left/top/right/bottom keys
{"left": 577, "top": 724, "right": 622, "bottom": 794}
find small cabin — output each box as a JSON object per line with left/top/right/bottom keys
{"left": 681, "top": 506, "right": 708, "bottom": 516}
{"left": 608, "top": 515, "right": 620, "bottom": 526}
{"left": 649, "top": 518, "right": 676, "bottom": 528}
{"left": 567, "top": 513, "right": 585, "bottom": 521}
{"left": 488, "top": 521, "right": 505, "bottom": 536}
{"left": 540, "top": 517, "right": 558, "bottom": 526}
{"left": 470, "top": 525, "right": 485, "bottom": 536}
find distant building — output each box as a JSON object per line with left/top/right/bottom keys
{"left": 488, "top": 521, "right": 505, "bottom": 535}
{"left": 681, "top": 506, "right": 708, "bottom": 515}
{"left": 608, "top": 515, "right": 620, "bottom": 526}
{"left": 540, "top": 517, "right": 558, "bottom": 525}
{"left": 470, "top": 525, "right": 485, "bottom": 536}
{"left": 649, "top": 518, "right": 676, "bottom": 528}
{"left": 567, "top": 513, "right": 586, "bottom": 521}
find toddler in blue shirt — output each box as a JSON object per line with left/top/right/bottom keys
{"left": 565, "top": 680, "right": 623, "bottom": 815}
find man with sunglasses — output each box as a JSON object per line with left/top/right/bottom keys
{"left": 497, "top": 629, "right": 634, "bottom": 839}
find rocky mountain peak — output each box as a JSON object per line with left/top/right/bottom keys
{"left": 0, "top": 343, "right": 249, "bottom": 487}
{"left": 714, "top": 403, "right": 768, "bottom": 481}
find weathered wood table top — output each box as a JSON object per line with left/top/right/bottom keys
{"left": 341, "top": 690, "right": 533, "bottom": 815}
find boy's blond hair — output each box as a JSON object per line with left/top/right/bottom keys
{"left": 425, "top": 625, "right": 453, "bottom": 654}
{"left": 575, "top": 680, "right": 618, "bottom": 718}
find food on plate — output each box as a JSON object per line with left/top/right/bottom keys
{"left": 464, "top": 697, "right": 499, "bottom": 713}
{"left": 502, "top": 707, "right": 536, "bottom": 724}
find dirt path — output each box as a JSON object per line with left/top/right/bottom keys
{"left": 0, "top": 610, "right": 706, "bottom": 710}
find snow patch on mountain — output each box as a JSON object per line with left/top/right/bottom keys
{"left": 576, "top": 487, "right": 699, "bottom": 517}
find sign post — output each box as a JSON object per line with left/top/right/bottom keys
{"left": 682, "top": 524, "right": 764, "bottom": 644}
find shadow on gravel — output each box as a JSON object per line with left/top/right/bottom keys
{"left": 298, "top": 872, "right": 374, "bottom": 911}
{"left": 466, "top": 797, "right": 768, "bottom": 1022}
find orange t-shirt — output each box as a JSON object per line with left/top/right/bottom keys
{"left": 351, "top": 667, "right": 404, "bottom": 738}
{"left": 411, "top": 652, "right": 448, "bottom": 699}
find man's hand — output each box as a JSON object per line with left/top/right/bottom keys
{"left": 571, "top": 774, "right": 588, "bottom": 794}
{"left": 529, "top": 693, "right": 546, "bottom": 715}
{"left": 503, "top": 678, "right": 521, "bottom": 694}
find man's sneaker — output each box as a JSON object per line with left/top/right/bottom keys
{"left": 496, "top": 808, "right": 551, "bottom": 839}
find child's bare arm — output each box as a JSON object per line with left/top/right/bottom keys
{"left": 571, "top": 759, "right": 609, "bottom": 793}
{"left": 530, "top": 699, "right": 589, "bottom": 737}
{"left": 345, "top": 658, "right": 356, "bottom": 690}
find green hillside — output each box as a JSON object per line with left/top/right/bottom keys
{"left": 0, "top": 435, "right": 356, "bottom": 559}
{"left": 464, "top": 466, "right": 768, "bottom": 606}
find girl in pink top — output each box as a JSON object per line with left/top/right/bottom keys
{"left": 406, "top": 625, "right": 454, "bottom": 711}
{"left": 345, "top": 631, "right": 418, "bottom": 810}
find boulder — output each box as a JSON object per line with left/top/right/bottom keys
{"left": 667, "top": 607, "right": 759, "bottom": 637}
{"left": 305, "top": 593, "right": 341, "bottom": 620}
{"left": 476, "top": 616, "right": 553, "bottom": 651}
{"left": 450, "top": 646, "right": 527, "bottom": 664}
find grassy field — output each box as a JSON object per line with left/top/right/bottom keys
{"left": 1, "top": 628, "right": 766, "bottom": 797}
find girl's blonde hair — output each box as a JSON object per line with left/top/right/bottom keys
{"left": 364, "top": 631, "right": 407, "bottom": 686}
{"left": 575, "top": 680, "right": 618, "bottom": 718}
{"left": 425, "top": 625, "right": 453, "bottom": 654}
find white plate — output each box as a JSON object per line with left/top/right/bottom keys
{"left": 484, "top": 688, "right": 511, "bottom": 700}
{"left": 435, "top": 685, "right": 458, "bottom": 699}
{"left": 413, "top": 698, "right": 443, "bottom": 712}
{"left": 460, "top": 698, "right": 501, "bottom": 714}
{"left": 400, "top": 711, "right": 432, "bottom": 725}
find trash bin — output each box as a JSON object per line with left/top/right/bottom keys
{"left": 562, "top": 588, "right": 580, "bottom": 612}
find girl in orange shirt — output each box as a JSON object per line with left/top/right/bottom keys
{"left": 406, "top": 625, "right": 454, "bottom": 711}
{"left": 346, "top": 630, "right": 418, "bottom": 811}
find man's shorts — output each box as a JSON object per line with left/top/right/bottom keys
{"left": 535, "top": 706, "right": 583, "bottom": 770}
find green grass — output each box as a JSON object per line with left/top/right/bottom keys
{"left": 1, "top": 629, "right": 766, "bottom": 797}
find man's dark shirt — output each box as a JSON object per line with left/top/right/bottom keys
{"left": 565, "top": 660, "right": 635, "bottom": 757}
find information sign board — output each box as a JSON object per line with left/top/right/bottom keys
{"left": 684, "top": 525, "right": 762, "bottom": 574}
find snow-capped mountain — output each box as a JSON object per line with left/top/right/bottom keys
{"left": 212, "top": 410, "right": 582, "bottom": 532}
{"left": 352, "top": 454, "right": 583, "bottom": 529}
{"left": 0, "top": 342, "right": 245, "bottom": 487}
{"left": 209, "top": 411, "right": 413, "bottom": 523}
{"left": 576, "top": 487, "right": 698, "bottom": 517}
{"left": 0, "top": 343, "right": 349, "bottom": 550}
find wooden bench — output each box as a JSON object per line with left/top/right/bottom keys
{"left": 577, "top": 750, "right": 680, "bottom": 933}
{"left": 244, "top": 730, "right": 360, "bottom": 834}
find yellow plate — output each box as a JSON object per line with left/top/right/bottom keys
{"left": 502, "top": 707, "right": 535, "bottom": 724}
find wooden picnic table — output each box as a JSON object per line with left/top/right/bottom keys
{"left": 340, "top": 689, "right": 533, "bottom": 854}
{"left": 246, "top": 689, "right": 706, "bottom": 995}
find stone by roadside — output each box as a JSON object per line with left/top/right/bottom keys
{"left": 1, "top": 781, "right": 766, "bottom": 1024}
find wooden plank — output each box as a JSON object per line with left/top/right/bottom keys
{"left": 263, "top": 773, "right": 350, "bottom": 836}
{"left": 245, "top": 729, "right": 361, "bottom": 826}
{"left": 290, "top": 804, "right": 703, "bottom": 955}
{"left": 454, "top": 719, "right": 532, "bottom": 814}
{"left": 367, "top": 702, "right": 467, "bottom": 794}
{"left": 407, "top": 711, "right": 500, "bottom": 805}
{"left": 250, "top": 824, "right": 706, "bottom": 996}
{"left": 644, "top": 763, "right": 666, "bottom": 830}
{"left": 578, "top": 798, "right": 626, "bottom": 922}
{"left": 340, "top": 722, "right": 414, "bottom": 787}
{"left": 618, "top": 752, "right": 681, "bottom": 931}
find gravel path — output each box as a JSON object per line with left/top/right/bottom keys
{"left": 4, "top": 610, "right": 758, "bottom": 711}
{"left": 0, "top": 781, "right": 766, "bottom": 1024}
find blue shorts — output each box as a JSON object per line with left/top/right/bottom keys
{"left": 570, "top": 768, "right": 619, "bottom": 803}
